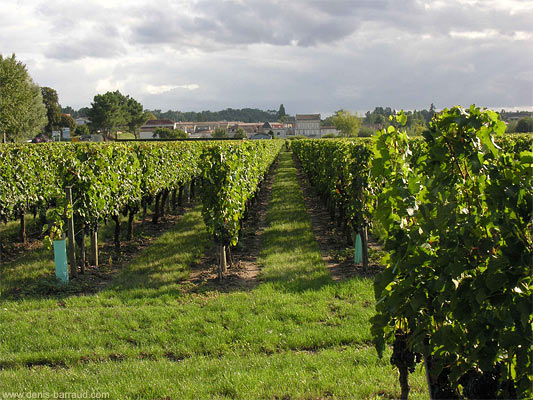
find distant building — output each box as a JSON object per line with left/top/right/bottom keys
{"left": 295, "top": 114, "right": 321, "bottom": 137}
{"left": 250, "top": 132, "right": 272, "bottom": 140}
{"left": 228, "top": 122, "right": 262, "bottom": 137}
{"left": 74, "top": 117, "right": 90, "bottom": 126}
{"left": 320, "top": 126, "right": 339, "bottom": 136}
{"left": 139, "top": 119, "right": 177, "bottom": 139}
{"left": 260, "top": 122, "right": 284, "bottom": 138}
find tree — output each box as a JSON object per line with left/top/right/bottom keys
{"left": 125, "top": 97, "right": 146, "bottom": 139}
{"left": 0, "top": 54, "right": 47, "bottom": 142}
{"left": 77, "top": 107, "right": 90, "bottom": 118}
{"left": 332, "top": 109, "right": 361, "bottom": 137}
{"left": 213, "top": 127, "right": 228, "bottom": 138}
{"left": 75, "top": 124, "right": 90, "bottom": 137}
{"left": 321, "top": 115, "right": 335, "bottom": 126}
{"left": 87, "top": 91, "right": 127, "bottom": 140}
{"left": 144, "top": 111, "right": 157, "bottom": 121}
{"left": 60, "top": 113, "right": 76, "bottom": 132}
{"left": 153, "top": 127, "right": 187, "bottom": 139}
{"left": 41, "top": 87, "right": 61, "bottom": 135}
{"left": 515, "top": 117, "right": 533, "bottom": 133}
{"left": 277, "top": 104, "right": 286, "bottom": 121}
{"left": 233, "top": 127, "right": 247, "bottom": 139}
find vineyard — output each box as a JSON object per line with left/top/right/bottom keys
{"left": 292, "top": 106, "right": 532, "bottom": 399}
{"left": 0, "top": 140, "right": 282, "bottom": 276}
{"left": 0, "top": 106, "right": 532, "bottom": 399}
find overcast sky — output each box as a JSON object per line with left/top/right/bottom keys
{"left": 2, "top": 0, "right": 532, "bottom": 115}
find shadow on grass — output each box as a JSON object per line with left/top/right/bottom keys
{"left": 0, "top": 205, "right": 211, "bottom": 302}
{"left": 105, "top": 208, "right": 211, "bottom": 300}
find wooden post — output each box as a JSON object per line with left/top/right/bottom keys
{"left": 66, "top": 186, "right": 77, "bottom": 277}
{"left": 161, "top": 189, "right": 169, "bottom": 217}
{"left": 219, "top": 245, "right": 227, "bottom": 279}
{"left": 19, "top": 211, "right": 26, "bottom": 243}
{"left": 190, "top": 179, "right": 195, "bottom": 199}
{"left": 90, "top": 225, "right": 98, "bottom": 267}
{"left": 361, "top": 224, "right": 369, "bottom": 270}
{"left": 153, "top": 193, "right": 161, "bottom": 224}
{"left": 126, "top": 209, "right": 135, "bottom": 240}
{"left": 226, "top": 246, "right": 233, "bottom": 268}
{"left": 79, "top": 226, "right": 86, "bottom": 274}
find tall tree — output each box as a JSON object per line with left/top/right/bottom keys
{"left": 87, "top": 91, "right": 127, "bottom": 140}
{"left": 332, "top": 109, "right": 361, "bottom": 137}
{"left": 0, "top": 54, "right": 47, "bottom": 142}
{"left": 277, "top": 104, "right": 286, "bottom": 121}
{"left": 125, "top": 97, "right": 146, "bottom": 139}
{"left": 41, "top": 87, "right": 61, "bottom": 135}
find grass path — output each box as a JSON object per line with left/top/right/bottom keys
{"left": 0, "top": 150, "right": 428, "bottom": 399}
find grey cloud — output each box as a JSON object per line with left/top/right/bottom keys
{"left": 45, "top": 31, "right": 125, "bottom": 61}
{"left": 128, "top": 0, "right": 533, "bottom": 52}
{"left": 13, "top": 0, "right": 531, "bottom": 112}
{"left": 130, "top": 0, "right": 371, "bottom": 49}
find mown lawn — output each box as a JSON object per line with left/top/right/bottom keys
{"left": 0, "top": 151, "right": 428, "bottom": 399}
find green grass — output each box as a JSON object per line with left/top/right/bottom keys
{"left": 0, "top": 151, "right": 428, "bottom": 399}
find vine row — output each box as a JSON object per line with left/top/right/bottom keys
{"left": 292, "top": 108, "right": 532, "bottom": 399}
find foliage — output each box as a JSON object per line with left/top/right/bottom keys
{"left": 144, "top": 111, "right": 157, "bottom": 121}
{"left": 201, "top": 141, "right": 282, "bottom": 246}
{"left": 60, "top": 113, "right": 76, "bottom": 132}
{"left": 357, "top": 126, "right": 375, "bottom": 137}
{"left": 0, "top": 54, "right": 47, "bottom": 142}
{"left": 370, "top": 107, "right": 532, "bottom": 398}
{"left": 277, "top": 104, "right": 286, "bottom": 121}
{"left": 332, "top": 109, "right": 361, "bottom": 137}
{"left": 75, "top": 124, "right": 90, "bottom": 137}
{"left": 515, "top": 117, "right": 533, "bottom": 133}
{"left": 233, "top": 127, "right": 247, "bottom": 139}
{"left": 147, "top": 107, "right": 282, "bottom": 123}
{"left": 87, "top": 91, "right": 127, "bottom": 140}
{"left": 212, "top": 127, "right": 228, "bottom": 138}
{"left": 292, "top": 110, "right": 533, "bottom": 398}
{"left": 152, "top": 127, "right": 187, "bottom": 139}
{"left": 0, "top": 143, "right": 62, "bottom": 227}
{"left": 87, "top": 91, "right": 147, "bottom": 140}
{"left": 292, "top": 138, "right": 373, "bottom": 238}
{"left": 41, "top": 87, "right": 62, "bottom": 134}
{"left": 125, "top": 97, "right": 146, "bottom": 138}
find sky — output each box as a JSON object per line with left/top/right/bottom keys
{"left": 2, "top": 0, "right": 532, "bottom": 115}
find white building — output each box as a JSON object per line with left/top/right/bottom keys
{"left": 139, "top": 119, "right": 177, "bottom": 139}
{"left": 320, "top": 126, "right": 340, "bottom": 136}
{"left": 295, "top": 114, "right": 321, "bottom": 137}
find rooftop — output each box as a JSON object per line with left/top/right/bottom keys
{"left": 296, "top": 114, "right": 321, "bottom": 120}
